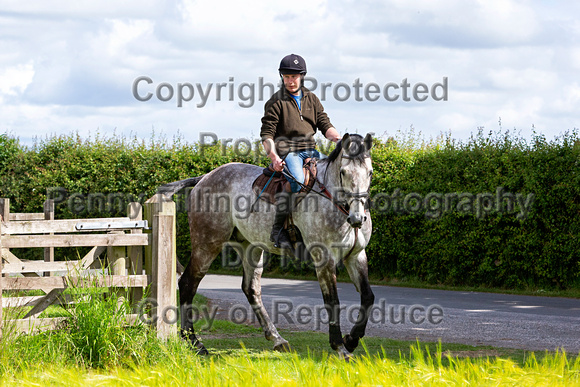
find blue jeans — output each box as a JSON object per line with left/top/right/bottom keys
{"left": 283, "top": 149, "right": 324, "bottom": 193}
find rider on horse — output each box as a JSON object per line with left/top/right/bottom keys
{"left": 260, "top": 54, "right": 341, "bottom": 250}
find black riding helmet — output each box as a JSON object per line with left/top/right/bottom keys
{"left": 278, "top": 54, "right": 307, "bottom": 75}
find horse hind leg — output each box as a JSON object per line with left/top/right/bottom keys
{"left": 240, "top": 242, "right": 290, "bottom": 352}
{"left": 179, "top": 247, "right": 218, "bottom": 355}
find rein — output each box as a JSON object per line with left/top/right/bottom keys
{"left": 282, "top": 156, "right": 369, "bottom": 260}
{"left": 281, "top": 165, "right": 349, "bottom": 215}
{"left": 315, "top": 178, "right": 361, "bottom": 260}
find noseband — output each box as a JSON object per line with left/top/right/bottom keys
{"left": 334, "top": 191, "right": 369, "bottom": 213}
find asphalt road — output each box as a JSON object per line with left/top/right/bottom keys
{"left": 197, "top": 274, "right": 580, "bottom": 353}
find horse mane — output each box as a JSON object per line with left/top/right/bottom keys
{"left": 325, "top": 134, "right": 369, "bottom": 164}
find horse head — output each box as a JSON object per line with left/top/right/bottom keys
{"left": 327, "top": 133, "right": 373, "bottom": 228}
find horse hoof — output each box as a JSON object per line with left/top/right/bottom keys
{"left": 343, "top": 334, "right": 359, "bottom": 353}
{"left": 336, "top": 344, "right": 353, "bottom": 362}
{"left": 193, "top": 340, "right": 209, "bottom": 355}
{"left": 274, "top": 341, "right": 291, "bottom": 352}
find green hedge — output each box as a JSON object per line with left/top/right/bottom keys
{"left": 366, "top": 129, "right": 580, "bottom": 289}
{"left": 1, "top": 130, "right": 578, "bottom": 290}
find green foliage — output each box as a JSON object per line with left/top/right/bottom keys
{"left": 64, "top": 286, "right": 141, "bottom": 368}
{"left": 1, "top": 332, "right": 579, "bottom": 385}
{"left": 0, "top": 129, "right": 579, "bottom": 289}
{"left": 366, "top": 128, "right": 580, "bottom": 290}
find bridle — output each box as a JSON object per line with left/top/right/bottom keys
{"left": 280, "top": 151, "right": 371, "bottom": 260}
{"left": 321, "top": 153, "right": 371, "bottom": 214}
{"left": 280, "top": 151, "right": 372, "bottom": 215}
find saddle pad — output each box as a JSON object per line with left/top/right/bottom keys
{"left": 252, "top": 160, "right": 317, "bottom": 204}
{"left": 252, "top": 170, "right": 288, "bottom": 204}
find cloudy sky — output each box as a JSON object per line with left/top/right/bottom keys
{"left": 1, "top": 0, "right": 579, "bottom": 147}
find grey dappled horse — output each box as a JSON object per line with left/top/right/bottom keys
{"left": 159, "top": 133, "right": 375, "bottom": 360}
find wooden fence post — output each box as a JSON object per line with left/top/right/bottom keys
{"left": 128, "top": 202, "right": 144, "bottom": 304}
{"left": 108, "top": 235, "right": 127, "bottom": 277}
{"left": 108, "top": 231, "right": 127, "bottom": 305}
{"left": 43, "top": 199, "right": 54, "bottom": 277}
{"left": 0, "top": 198, "right": 9, "bottom": 223}
{"left": 1, "top": 200, "right": 8, "bottom": 321}
{"left": 152, "top": 214, "right": 176, "bottom": 339}
{"left": 144, "top": 194, "right": 177, "bottom": 339}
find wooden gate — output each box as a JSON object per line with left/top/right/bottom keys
{"left": 0, "top": 193, "right": 177, "bottom": 339}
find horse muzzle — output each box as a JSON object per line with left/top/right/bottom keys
{"left": 347, "top": 212, "right": 366, "bottom": 228}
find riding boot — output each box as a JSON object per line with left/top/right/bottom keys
{"left": 270, "top": 192, "right": 294, "bottom": 250}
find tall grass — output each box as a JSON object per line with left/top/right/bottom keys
{"left": 2, "top": 279, "right": 579, "bottom": 385}
{"left": 0, "top": 275, "right": 168, "bottom": 374}
{"left": 65, "top": 285, "right": 145, "bottom": 368}
{"left": 1, "top": 341, "right": 578, "bottom": 386}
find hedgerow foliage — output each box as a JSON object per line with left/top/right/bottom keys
{"left": 367, "top": 128, "right": 580, "bottom": 290}
{"left": 0, "top": 129, "right": 578, "bottom": 289}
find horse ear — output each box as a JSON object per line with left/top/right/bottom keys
{"left": 364, "top": 133, "right": 373, "bottom": 152}
{"left": 341, "top": 133, "right": 351, "bottom": 152}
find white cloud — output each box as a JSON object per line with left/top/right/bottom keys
{"left": 100, "top": 19, "right": 155, "bottom": 58}
{"left": 0, "top": 0, "right": 165, "bottom": 18}
{"left": 341, "top": 0, "right": 541, "bottom": 48}
{"left": 0, "top": 61, "right": 34, "bottom": 99}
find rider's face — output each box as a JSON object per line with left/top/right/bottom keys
{"left": 282, "top": 74, "right": 302, "bottom": 95}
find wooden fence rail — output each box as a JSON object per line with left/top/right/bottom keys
{"left": 0, "top": 194, "right": 177, "bottom": 339}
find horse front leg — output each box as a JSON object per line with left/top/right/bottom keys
{"left": 179, "top": 260, "right": 210, "bottom": 355}
{"left": 313, "top": 254, "right": 352, "bottom": 360}
{"left": 241, "top": 242, "right": 290, "bottom": 352}
{"left": 343, "top": 250, "right": 375, "bottom": 353}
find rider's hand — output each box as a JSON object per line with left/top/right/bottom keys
{"left": 272, "top": 156, "right": 285, "bottom": 172}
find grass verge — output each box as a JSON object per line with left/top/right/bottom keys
{"left": 1, "top": 322, "right": 579, "bottom": 386}
{"left": 1, "top": 281, "right": 579, "bottom": 385}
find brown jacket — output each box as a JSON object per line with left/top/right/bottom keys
{"left": 260, "top": 86, "right": 333, "bottom": 155}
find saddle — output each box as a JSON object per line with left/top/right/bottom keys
{"left": 252, "top": 158, "right": 318, "bottom": 204}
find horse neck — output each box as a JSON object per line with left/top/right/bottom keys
{"left": 318, "top": 155, "right": 341, "bottom": 191}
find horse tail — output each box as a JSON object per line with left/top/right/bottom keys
{"left": 158, "top": 176, "right": 205, "bottom": 196}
